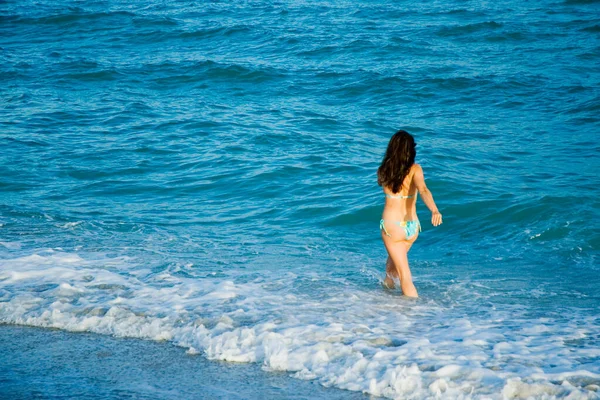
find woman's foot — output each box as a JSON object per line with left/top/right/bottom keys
{"left": 401, "top": 282, "right": 418, "bottom": 298}
{"left": 382, "top": 276, "right": 395, "bottom": 289}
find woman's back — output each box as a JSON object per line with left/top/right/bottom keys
{"left": 381, "top": 164, "right": 419, "bottom": 222}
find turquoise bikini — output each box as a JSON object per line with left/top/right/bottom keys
{"left": 380, "top": 219, "right": 421, "bottom": 239}
{"left": 380, "top": 193, "right": 421, "bottom": 239}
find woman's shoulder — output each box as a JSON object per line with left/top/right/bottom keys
{"left": 409, "top": 164, "right": 423, "bottom": 181}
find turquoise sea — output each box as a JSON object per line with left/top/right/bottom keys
{"left": 1, "top": 0, "right": 599, "bottom": 398}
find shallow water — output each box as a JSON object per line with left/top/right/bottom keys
{"left": 0, "top": 324, "right": 367, "bottom": 399}
{"left": 1, "top": 0, "right": 599, "bottom": 398}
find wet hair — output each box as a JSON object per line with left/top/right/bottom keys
{"left": 377, "top": 130, "right": 416, "bottom": 193}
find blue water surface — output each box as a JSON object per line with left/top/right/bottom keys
{"left": 1, "top": 1, "right": 599, "bottom": 398}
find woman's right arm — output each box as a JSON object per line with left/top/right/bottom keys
{"left": 413, "top": 164, "right": 442, "bottom": 227}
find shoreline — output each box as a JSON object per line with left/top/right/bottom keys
{"left": 0, "top": 324, "right": 369, "bottom": 400}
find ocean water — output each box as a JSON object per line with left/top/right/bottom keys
{"left": 1, "top": 0, "right": 599, "bottom": 398}
{"left": 0, "top": 325, "right": 368, "bottom": 400}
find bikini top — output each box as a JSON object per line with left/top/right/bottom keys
{"left": 385, "top": 193, "right": 415, "bottom": 199}
{"left": 384, "top": 168, "right": 417, "bottom": 199}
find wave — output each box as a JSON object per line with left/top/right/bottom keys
{"left": 59, "top": 68, "right": 123, "bottom": 82}
{"left": 1, "top": 250, "right": 598, "bottom": 399}
{"left": 140, "top": 59, "right": 287, "bottom": 86}
{"left": 563, "top": 0, "right": 600, "bottom": 4}
{"left": 8, "top": 10, "right": 135, "bottom": 26}
{"left": 178, "top": 25, "right": 254, "bottom": 39}
{"left": 580, "top": 25, "right": 600, "bottom": 33}
{"left": 436, "top": 21, "right": 503, "bottom": 37}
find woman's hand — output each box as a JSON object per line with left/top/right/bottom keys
{"left": 431, "top": 211, "right": 443, "bottom": 227}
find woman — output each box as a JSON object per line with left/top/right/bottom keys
{"left": 378, "top": 130, "right": 442, "bottom": 297}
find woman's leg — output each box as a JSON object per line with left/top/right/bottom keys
{"left": 384, "top": 256, "right": 397, "bottom": 288}
{"left": 382, "top": 230, "right": 418, "bottom": 297}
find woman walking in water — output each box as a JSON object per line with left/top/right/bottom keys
{"left": 378, "top": 130, "right": 442, "bottom": 297}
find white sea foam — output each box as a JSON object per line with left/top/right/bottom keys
{"left": 0, "top": 241, "right": 21, "bottom": 250}
{"left": 0, "top": 251, "right": 598, "bottom": 399}
{"left": 58, "top": 221, "right": 84, "bottom": 229}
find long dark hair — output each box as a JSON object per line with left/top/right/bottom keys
{"left": 377, "top": 130, "right": 416, "bottom": 193}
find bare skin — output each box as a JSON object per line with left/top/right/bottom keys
{"left": 381, "top": 163, "right": 442, "bottom": 297}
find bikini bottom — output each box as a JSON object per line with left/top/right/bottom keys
{"left": 380, "top": 219, "right": 421, "bottom": 239}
